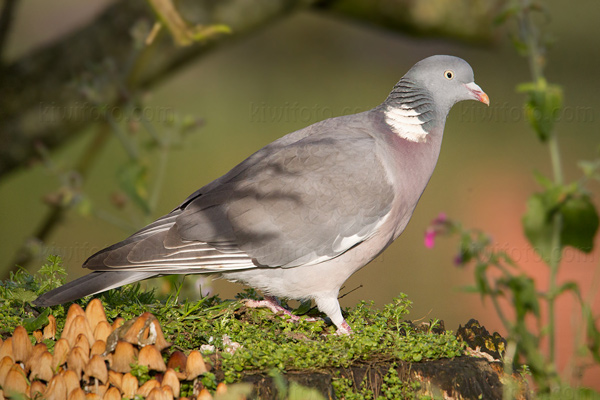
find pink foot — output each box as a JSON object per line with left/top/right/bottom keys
{"left": 244, "top": 296, "right": 320, "bottom": 322}
{"left": 335, "top": 321, "right": 353, "bottom": 335}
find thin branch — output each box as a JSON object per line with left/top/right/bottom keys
{"left": 0, "top": 0, "right": 501, "bottom": 180}
{"left": 0, "top": 0, "right": 19, "bottom": 62}
{"left": 7, "top": 123, "right": 111, "bottom": 273}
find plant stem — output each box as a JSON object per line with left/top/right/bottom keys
{"left": 520, "top": 0, "right": 565, "bottom": 374}
{"left": 546, "top": 135, "right": 564, "bottom": 370}
{"left": 548, "top": 135, "right": 564, "bottom": 185}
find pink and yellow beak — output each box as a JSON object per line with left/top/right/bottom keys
{"left": 465, "top": 82, "right": 490, "bottom": 106}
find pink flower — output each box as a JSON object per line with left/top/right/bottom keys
{"left": 424, "top": 228, "right": 437, "bottom": 249}
{"left": 424, "top": 212, "right": 449, "bottom": 249}
{"left": 433, "top": 212, "right": 447, "bottom": 225}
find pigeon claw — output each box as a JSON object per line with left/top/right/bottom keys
{"left": 243, "top": 296, "right": 320, "bottom": 323}
{"left": 334, "top": 321, "right": 353, "bottom": 336}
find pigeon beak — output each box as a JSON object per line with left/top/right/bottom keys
{"left": 464, "top": 82, "right": 489, "bottom": 106}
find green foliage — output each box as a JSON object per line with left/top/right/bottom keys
{"left": 517, "top": 79, "right": 563, "bottom": 142}
{"left": 0, "top": 255, "right": 66, "bottom": 335}
{"left": 426, "top": 0, "right": 600, "bottom": 394}
{"left": 5, "top": 263, "right": 464, "bottom": 397}
{"left": 523, "top": 181, "right": 598, "bottom": 263}
{"left": 118, "top": 161, "right": 151, "bottom": 215}
{"left": 331, "top": 365, "right": 425, "bottom": 400}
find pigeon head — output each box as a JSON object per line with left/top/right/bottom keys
{"left": 382, "top": 55, "right": 488, "bottom": 143}
{"left": 405, "top": 55, "right": 489, "bottom": 109}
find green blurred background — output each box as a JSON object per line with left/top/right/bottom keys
{"left": 1, "top": 0, "right": 599, "bottom": 387}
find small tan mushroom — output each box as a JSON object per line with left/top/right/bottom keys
{"left": 167, "top": 351, "right": 187, "bottom": 380}
{"left": 62, "top": 369, "right": 81, "bottom": 396}
{"left": 136, "top": 379, "right": 160, "bottom": 398}
{"left": 25, "top": 342, "right": 48, "bottom": 372}
{"left": 112, "top": 317, "right": 125, "bottom": 331}
{"left": 162, "top": 386, "right": 175, "bottom": 400}
{"left": 85, "top": 393, "right": 102, "bottom": 400}
{"left": 102, "top": 386, "right": 120, "bottom": 400}
{"left": 11, "top": 326, "right": 32, "bottom": 363}
{"left": 137, "top": 345, "right": 166, "bottom": 372}
{"left": 87, "top": 383, "right": 108, "bottom": 398}
{"left": 29, "top": 350, "right": 54, "bottom": 382}
{"left": 33, "top": 330, "right": 44, "bottom": 343}
{"left": 52, "top": 338, "right": 71, "bottom": 370}
{"left": 216, "top": 382, "right": 227, "bottom": 395}
{"left": 44, "top": 315, "right": 57, "bottom": 340}
{"left": 64, "top": 303, "right": 86, "bottom": 334}
{"left": 90, "top": 340, "right": 106, "bottom": 358}
{"left": 85, "top": 299, "right": 108, "bottom": 332}
{"left": 4, "top": 365, "right": 28, "bottom": 396}
{"left": 30, "top": 380, "right": 47, "bottom": 398}
{"left": 107, "top": 370, "right": 122, "bottom": 390}
{"left": 146, "top": 387, "right": 165, "bottom": 400}
{"left": 116, "top": 313, "right": 151, "bottom": 346}
{"left": 197, "top": 388, "right": 213, "bottom": 400}
{"left": 93, "top": 321, "right": 113, "bottom": 343}
{"left": 161, "top": 368, "right": 180, "bottom": 398}
{"left": 66, "top": 346, "right": 89, "bottom": 380}
{"left": 139, "top": 316, "right": 171, "bottom": 351}
{"left": 84, "top": 355, "right": 108, "bottom": 384}
{"left": 121, "top": 373, "right": 138, "bottom": 399}
{"left": 68, "top": 388, "right": 86, "bottom": 400}
{"left": 110, "top": 341, "right": 136, "bottom": 373}
{"left": 0, "top": 356, "right": 14, "bottom": 387}
{"left": 75, "top": 333, "right": 91, "bottom": 357}
{"left": 185, "top": 350, "right": 207, "bottom": 380}
{"left": 44, "top": 373, "right": 67, "bottom": 400}
{"left": 63, "top": 315, "right": 95, "bottom": 349}
{"left": 0, "top": 338, "right": 14, "bottom": 363}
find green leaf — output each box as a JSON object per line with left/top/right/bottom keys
{"left": 532, "top": 170, "right": 554, "bottom": 189}
{"left": 493, "top": 4, "right": 520, "bottom": 26}
{"left": 292, "top": 299, "right": 313, "bottom": 316}
{"left": 522, "top": 193, "right": 555, "bottom": 264}
{"left": 555, "top": 281, "right": 581, "bottom": 299}
{"left": 584, "top": 307, "right": 600, "bottom": 363}
{"left": 23, "top": 308, "right": 51, "bottom": 332}
{"left": 11, "top": 288, "right": 38, "bottom": 303}
{"left": 517, "top": 79, "right": 563, "bottom": 142}
{"left": 501, "top": 275, "right": 540, "bottom": 319}
{"left": 118, "top": 161, "right": 151, "bottom": 214}
{"left": 560, "top": 194, "right": 599, "bottom": 253}
{"left": 474, "top": 263, "right": 491, "bottom": 297}
{"left": 522, "top": 184, "right": 596, "bottom": 262}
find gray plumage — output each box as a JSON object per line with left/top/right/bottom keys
{"left": 33, "top": 55, "right": 488, "bottom": 334}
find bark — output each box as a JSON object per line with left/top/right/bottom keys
{"left": 235, "top": 357, "right": 529, "bottom": 399}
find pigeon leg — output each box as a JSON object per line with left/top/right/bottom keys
{"left": 244, "top": 295, "right": 320, "bottom": 322}
{"left": 313, "top": 295, "right": 353, "bottom": 335}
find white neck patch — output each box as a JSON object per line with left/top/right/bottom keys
{"left": 384, "top": 105, "right": 429, "bottom": 143}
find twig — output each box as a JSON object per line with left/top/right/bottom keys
{"left": 0, "top": 0, "right": 18, "bottom": 62}
{"left": 4, "top": 124, "right": 111, "bottom": 277}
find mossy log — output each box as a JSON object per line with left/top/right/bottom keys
{"left": 221, "top": 356, "right": 526, "bottom": 399}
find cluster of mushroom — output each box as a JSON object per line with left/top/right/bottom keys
{"left": 0, "top": 299, "right": 231, "bottom": 400}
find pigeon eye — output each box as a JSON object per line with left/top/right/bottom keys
{"left": 444, "top": 70, "right": 454, "bottom": 80}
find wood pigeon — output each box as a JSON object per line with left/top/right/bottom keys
{"left": 33, "top": 55, "right": 489, "bottom": 334}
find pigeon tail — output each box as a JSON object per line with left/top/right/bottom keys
{"left": 31, "top": 271, "right": 156, "bottom": 307}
